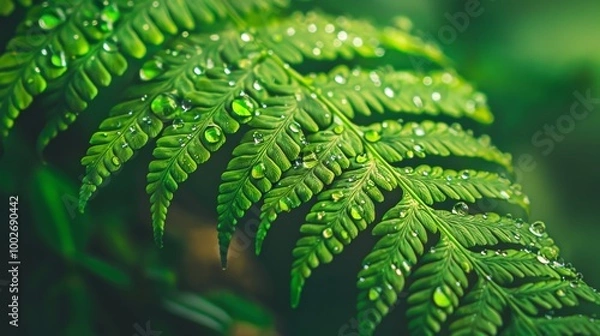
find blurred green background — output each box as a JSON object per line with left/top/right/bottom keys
{"left": 1, "top": 0, "right": 599, "bottom": 335}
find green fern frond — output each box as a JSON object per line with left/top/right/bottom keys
{"left": 449, "top": 280, "right": 504, "bottom": 336}
{"left": 312, "top": 68, "right": 492, "bottom": 123}
{"left": 255, "top": 122, "right": 362, "bottom": 254}
{"left": 291, "top": 160, "right": 393, "bottom": 307}
{"left": 4, "top": 2, "right": 599, "bottom": 335}
{"left": 35, "top": 0, "right": 288, "bottom": 152}
{"left": 0, "top": 0, "right": 100, "bottom": 138}
{"left": 357, "top": 195, "right": 432, "bottom": 333}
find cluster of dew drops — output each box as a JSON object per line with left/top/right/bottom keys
{"left": 31, "top": 1, "right": 123, "bottom": 72}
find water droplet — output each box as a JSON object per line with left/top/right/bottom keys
{"left": 333, "top": 124, "right": 344, "bottom": 134}
{"left": 355, "top": 153, "right": 368, "bottom": 164}
{"left": 350, "top": 205, "right": 363, "bottom": 220}
{"left": 231, "top": 96, "right": 255, "bottom": 122}
{"left": 460, "top": 261, "right": 472, "bottom": 273}
{"left": 340, "top": 230, "right": 349, "bottom": 240}
{"left": 151, "top": 93, "right": 180, "bottom": 119}
{"left": 252, "top": 132, "right": 264, "bottom": 144}
{"left": 322, "top": 227, "right": 333, "bottom": 239}
{"left": 536, "top": 254, "right": 550, "bottom": 265}
{"left": 431, "top": 92, "right": 441, "bottom": 101}
{"left": 111, "top": 156, "right": 120, "bottom": 166}
{"left": 203, "top": 125, "right": 222, "bottom": 144}
{"left": 413, "top": 95, "right": 423, "bottom": 108}
{"left": 412, "top": 126, "right": 425, "bottom": 137}
{"left": 422, "top": 76, "right": 433, "bottom": 86}
{"left": 556, "top": 289, "right": 566, "bottom": 297}
{"left": 364, "top": 130, "right": 381, "bottom": 142}
{"left": 433, "top": 287, "right": 452, "bottom": 308}
{"left": 540, "top": 246, "right": 559, "bottom": 260}
{"left": 459, "top": 170, "right": 470, "bottom": 179}
{"left": 529, "top": 221, "right": 546, "bottom": 237}
{"left": 251, "top": 162, "right": 266, "bottom": 179}
{"left": 368, "top": 288, "right": 380, "bottom": 301}
{"left": 50, "top": 51, "right": 67, "bottom": 68}
{"left": 102, "top": 41, "right": 118, "bottom": 52}
{"left": 172, "top": 118, "right": 184, "bottom": 129}
{"left": 317, "top": 211, "right": 326, "bottom": 220}
{"left": 384, "top": 87, "right": 395, "bottom": 98}
{"left": 101, "top": 3, "right": 120, "bottom": 23}
{"left": 39, "top": 12, "right": 63, "bottom": 30}
{"left": 140, "top": 58, "right": 163, "bottom": 81}
{"left": 452, "top": 202, "right": 469, "bottom": 216}
{"left": 331, "top": 191, "right": 344, "bottom": 202}
{"left": 302, "top": 152, "right": 318, "bottom": 168}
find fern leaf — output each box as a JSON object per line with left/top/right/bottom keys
{"left": 78, "top": 31, "right": 240, "bottom": 211}
{"left": 534, "top": 315, "right": 600, "bottom": 336}
{"left": 448, "top": 280, "right": 504, "bottom": 336}
{"left": 78, "top": 85, "right": 164, "bottom": 211}
{"left": 403, "top": 165, "right": 529, "bottom": 210}
{"left": 509, "top": 279, "right": 600, "bottom": 315}
{"left": 290, "top": 160, "right": 394, "bottom": 307}
{"left": 35, "top": 0, "right": 289, "bottom": 152}
{"left": 0, "top": 1, "right": 100, "bottom": 138}
{"left": 217, "top": 84, "right": 330, "bottom": 266}
{"left": 36, "top": 40, "right": 128, "bottom": 153}
{"left": 370, "top": 120, "right": 511, "bottom": 169}
{"left": 357, "top": 195, "right": 433, "bottom": 334}
{"left": 261, "top": 12, "right": 446, "bottom": 65}
{"left": 439, "top": 213, "right": 538, "bottom": 249}
{"left": 406, "top": 235, "right": 469, "bottom": 335}
{"left": 147, "top": 66, "right": 257, "bottom": 245}
{"left": 255, "top": 122, "right": 363, "bottom": 254}
{"left": 312, "top": 67, "right": 493, "bottom": 123}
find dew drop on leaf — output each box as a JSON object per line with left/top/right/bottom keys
{"left": 355, "top": 153, "right": 368, "bottom": 164}
{"left": 231, "top": 96, "right": 255, "bottom": 119}
{"left": 412, "top": 95, "right": 423, "bottom": 108}
{"left": 364, "top": 130, "right": 381, "bottom": 142}
{"left": 333, "top": 124, "right": 344, "bottom": 134}
{"left": 317, "top": 211, "right": 326, "bottom": 220}
{"left": 111, "top": 156, "right": 120, "bottom": 166}
{"left": 101, "top": 3, "right": 120, "bottom": 23}
{"left": 340, "top": 230, "right": 349, "bottom": 240}
{"left": 50, "top": 51, "right": 67, "bottom": 68}
{"left": 302, "top": 152, "right": 318, "bottom": 168}
{"left": 172, "top": 118, "right": 184, "bottom": 129}
{"left": 151, "top": 93, "right": 179, "bottom": 119}
{"left": 331, "top": 191, "right": 344, "bottom": 202}
{"left": 384, "top": 87, "right": 395, "bottom": 98}
{"left": 140, "top": 58, "right": 163, "bottom": 81}
{"left": 529, "top": 221, "right": 546, "bottom": 237}
{"left": 452, "top": 202, "right": 469, "bottom": 216}
{"left": 39, "top": 12, "right": 63, "bottom": 30}
{"left": 252, "top": 131, "right": 264, "bottom": 145}
{"left": 433, "top": 287, "right": 451, "bottom": 308}
{"left": 203, "top": 125, "right": 222, "bottom": 144}
{"left": 251, "top": 162, "right": 266, "bottom": 179}
{"left": 322, "top": 227, "right": 333, "bottom": 239}
{"left": 102, "top": 41, "right": 118, "bottom": 53}
{"left": 460, "top": 261, "right": 472, "bottom": 273}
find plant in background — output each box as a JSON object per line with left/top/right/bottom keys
{"left": 1, "top": 0, "right": 599, "bottom": 335}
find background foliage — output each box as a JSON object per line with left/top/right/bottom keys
{"left": 1, "top": 0, "right": 599, "bottom": 335}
